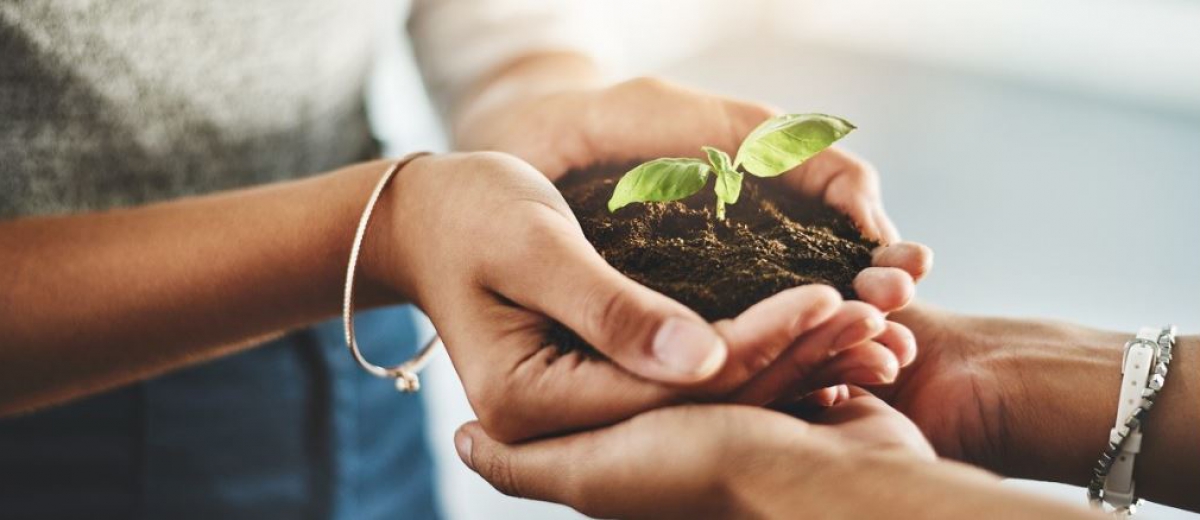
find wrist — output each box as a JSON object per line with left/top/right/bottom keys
{"left": 988, "top": 319, "right": 1127, "bottom": 484}
{"left": 328, "top": 159, "right": 416, "bottom": 308}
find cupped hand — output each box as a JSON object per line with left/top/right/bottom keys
{"left": 454, "top": 389, "right": 933, "bottom": 520}
{"left": 360, "top": 152, "right": 903, "bottom": 442}
{"left": 460, "top": 78, "right": 932, "bottom": 393}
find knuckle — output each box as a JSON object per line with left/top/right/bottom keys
{"left": 479, "top": 450, "right": 524, "bottom": 498}
{"left": 488, "top": 210, "right": 572, "bottom": 273}
{"left": 582, "top": 282, "right": 630, "bottom": 345}
{"left": 843, "top": 162, "right": 879, "bottom": 189}
{"left": 841, "top": 300, "right": 877, "bottom": 317}
{"left": 801, "top": 284, "right": 843, "bottom": 308}
{"left": 471, "top": 390, "right": 538, "bottom": 444}
{"left": 783, "top": 346, "right": 817, "bottom": 383}
{"left": 467, "top": 384, "right": 504, "bottom": 428}
{"left": 842, "top": 159, "right": 882, "bottom": 195}
{"left": 794, "top": 285, "right": 843, "bottom": 327}
{"left": 581, "top": 280, "right": 659, "bottom": 356}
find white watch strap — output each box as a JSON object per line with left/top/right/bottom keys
{"left": 1103, "top": 326, "right": 1159, "bottom": 508}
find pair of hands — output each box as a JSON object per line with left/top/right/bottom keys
{"left": 362, "top": 77, "right": 932, "bottom": 443}
{"left": 372, "top": 74, "right": 1177, "bottom": 519}
{"left": 358, "top": 76, "right": 940, "bottom": 517}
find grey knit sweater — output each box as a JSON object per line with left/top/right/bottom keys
{"left": 0, "top": 0, "right": 388, "bottom": 218}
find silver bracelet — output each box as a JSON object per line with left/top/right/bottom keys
{"left": 342, "top": 152, "right": 442, "bottom": 393}
{"left": 1088, "top": 324, "right": 1177, "bottom": 516}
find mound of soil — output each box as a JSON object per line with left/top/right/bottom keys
{"left": 549, "top": 166, "right": 878, "bottom": 353}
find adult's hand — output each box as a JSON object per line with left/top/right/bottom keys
{"left": 454, "top": 390, "right": 933, "bottom": 520}
{"left": 455, "top": 389, "right": 1097, "bottom": 520}
{"left": 360, "top": 152, "right": 903, "bottom": 442}
{"left": 882, "top": 304, "right": 1200, "bottom": 512}
{"left": 459, "top": 76, "right": 931, "bottom": 407}
{"left": 458, "top": 75, "right": 932, "bottom": 314}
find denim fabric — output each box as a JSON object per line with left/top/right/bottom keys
{"left": 0, "top": 306, "right": 441, "bottom": 520}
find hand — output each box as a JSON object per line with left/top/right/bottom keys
{"left": 361, "top": 152, "right": 906, "bottom": 442}
{"left": 880, "top": 304, "right": 1123, "bottom": 474}
{"left": 460, "top": 77, "right": 933, "bottom": 404}
{"left": 454, "top": 389, "right": 935, "bottom": 520}
{"left": 883, "top": 303, "right": 1200, "bottom": 515}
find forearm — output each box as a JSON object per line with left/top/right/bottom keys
{"left": 0, "top": 161, "right": 395, "bottom": 415}
{"left": 739, "top": 449, "right": 1100, "bottom": 520}
{"left": 999, "top": 323, "right": 1200, "bottom": 509}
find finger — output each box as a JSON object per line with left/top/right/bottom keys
{"left": 433, "top": 292, "right": 679, "bottom": 443}
{"left": 871, "top": 242, "right": 934, "bottom": 282}
{"left": 809, "top": 385, "right": 900, "bottom": 425}
{"left": 871, "top": 205, "right": 902, "bottom": 244}
{"left": 876, "top": 321, "right": 917, "bottom": 367}
{"left": 732, "top": 301, "right": 886, "bottom": 405}
{"left": 802, "top": 386, "right": 841, "bottom": 407}
{"left": 784, "top": 148, "right": 887, "bottom": 241}
{"left": 758, "top": 341, "right": 902, "bottom": 408}
{"left": 834, "top": 193, "right": 883, "bottom": 243}
{"left": 792, "top": 383, "right": 851, "bottom": 409}
{"left": 455, "top": 421, "right": 588, "bottom": 505}
{"left": 599, "top": 78, "right": 778, "bottom": 161}
{"left": 774, "top": 342, "right": 900, "bottom": 407}
{"left": 711, "top": 97, "right": 780, "bottom": 153}
{"left": 808, "top": 387, "right": 936, "bottom": 459}
{"left": 486, "top": 212, "right": 726, "bottom": 384}
{"left": 481, "top": 342, "right": 680, "bottom": 442}
{"left": 803, "top": 342, "right": 901, "bottom": 391}
{"left": 455, "top": 408, "right": 738, "bottom": 519}
{"left": 852, "top": 267, "right": 915, "bottom": 313}
{"left": 706, "top": 285, "right": 842, "bottom": 393}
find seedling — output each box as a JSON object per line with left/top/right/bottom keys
{"left": 607, "top": 113, "right": 855, "bottom": 220}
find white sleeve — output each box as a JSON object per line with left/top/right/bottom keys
{"left": 408, "top": 0, "right": 611, "bottom": 112}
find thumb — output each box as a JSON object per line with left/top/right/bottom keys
{"left": 487, "top": 217, "right": 726, "bottom": 384}
{"left": 455, "top": 421, "right": 577, "bottom": 503}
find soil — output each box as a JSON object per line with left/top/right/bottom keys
{"left": 549, "top": 165, "right": 878, "bottom": 354}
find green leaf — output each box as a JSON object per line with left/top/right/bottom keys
{"left": 607, "top": 158, "right": 712, "bottom": 212}
{"left": 702, "top": 146, "right": 743, "bottom": 221}
{"left": 702, "top": 145, "right": 732, "bottom": 173}
{"left": 734, "top": 113, "right": 855, "bottom": 178}
{"left": 714, "top": 167, "right": 744, "bottom": 206}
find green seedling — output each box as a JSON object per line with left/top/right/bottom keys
{"left": 607, "top": 113, "right": 855, "bottom": 220}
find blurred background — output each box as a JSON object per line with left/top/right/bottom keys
{"left": 376, "top": 0, "right": 1200, "bottom": 518}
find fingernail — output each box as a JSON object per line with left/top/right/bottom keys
{"left": 843, "top": 367, "right": 892, "bottom": 385}
{"left": 833, "top": 315, "right": 886, "bottom": 352}
{"left": 652, "top": 317, "right": 726, "bottom": 378}
{"left": 454, "top": 428, "right": 474, "bottom": 470}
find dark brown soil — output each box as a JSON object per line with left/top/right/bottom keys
{"left": 549, "top": 165, "right": 878, "bottom": 353}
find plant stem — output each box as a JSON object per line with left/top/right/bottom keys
{"left": 715, "top": 199, "right": 726, "bottom": 221}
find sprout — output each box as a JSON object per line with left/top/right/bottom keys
{"left": 607, "top": 113, "right": 855, "bottom": 220}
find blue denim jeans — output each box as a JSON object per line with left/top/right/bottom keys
{"left": 0, "top": 306, "right": 441, "bottom": 520}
